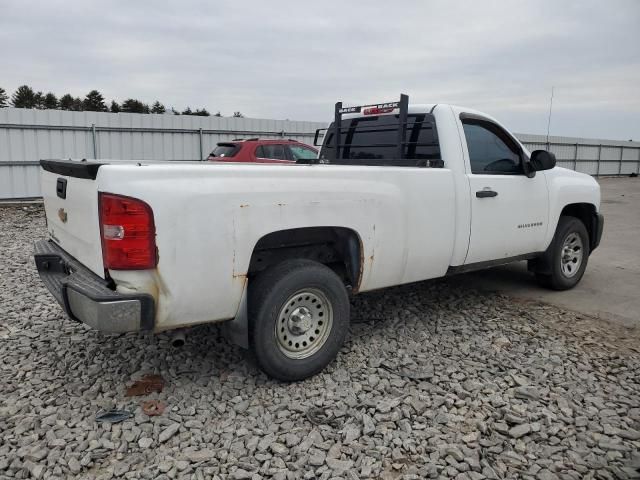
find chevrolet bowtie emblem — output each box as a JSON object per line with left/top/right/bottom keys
{"left": 58, "top": 208, "right": 68, "bottom": 223}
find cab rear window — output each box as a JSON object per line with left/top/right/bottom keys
{"left": 321, "top": 114, "right": 441, "bottom": 167}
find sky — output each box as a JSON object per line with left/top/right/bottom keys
{"left": 1, "top": 0, "right": 639, "bottom": 140}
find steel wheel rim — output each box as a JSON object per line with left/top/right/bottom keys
{"left": 275, "top": 288, "right": 333, "bottom": 359}
{"left": 560, "top": 232, "right": 583, "bottom": 278}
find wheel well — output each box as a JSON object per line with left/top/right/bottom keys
{"left": 248, "top": 227, "right": 363, "bottom": 290}
{"left": 560, "top": 203, "right": 596, "bottom": 247}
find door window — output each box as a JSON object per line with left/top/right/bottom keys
{"left": 462, "top": 120, "right": 522, "bottom": 174}
{"left": 256, "top": 144, "right": 287, "bottom": 160}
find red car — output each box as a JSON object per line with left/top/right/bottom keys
{"left": 207, "top": 139, "right": 318, "bottom": 164}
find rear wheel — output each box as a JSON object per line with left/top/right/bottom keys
{"left": 536, "top": 216, "right": 590, "bottom": 290}
{"left": 249, "top": 259, "right": 350, "bottom": 381}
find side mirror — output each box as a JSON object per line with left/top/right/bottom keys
{"left": 530, "top": 150, "right": 556, "bottom": 171}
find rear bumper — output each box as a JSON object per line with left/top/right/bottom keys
{"left": 591, "top": 212, "right": 604, "bottom": 252}
{"left": 33, "top": 239, "right": 155, "bottom": 333}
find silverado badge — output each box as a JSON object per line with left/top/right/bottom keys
{"left": 58, "top": 208, "right": 68, "bottom": 223}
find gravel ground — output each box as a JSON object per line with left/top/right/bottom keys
{"left": 1, "top": 205, "right": 639, "bottom": 480}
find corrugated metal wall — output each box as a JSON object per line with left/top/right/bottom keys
{"left": 516, "top": 133, "right": 640, "bottom": 177}
{"left": 1, "top": 108, "right": 639, "bottom": 199}
{"left": 0, "top": 108, "right": 325, "bottom": 199}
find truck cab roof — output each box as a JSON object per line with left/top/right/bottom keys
{"left": 340, "top": 102, "right": 502, "bottom": 125}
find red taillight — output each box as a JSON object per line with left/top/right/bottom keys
{"left": 98, "top": 193, "right": 157, "bottom": 270}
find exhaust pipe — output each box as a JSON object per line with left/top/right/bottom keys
{"left": 171, "top": 329, "right": 186, "bottom": 348}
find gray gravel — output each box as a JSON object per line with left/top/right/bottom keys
{"left": 1, "top": 205, "right": 639, "bottom": 480}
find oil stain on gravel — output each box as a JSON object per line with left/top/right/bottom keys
{"left": 1, "top": 205, "right": 639, "bottom": 479}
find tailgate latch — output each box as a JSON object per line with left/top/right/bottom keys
{"left": 56, "top": 177, "right": 67, "bottom": 199}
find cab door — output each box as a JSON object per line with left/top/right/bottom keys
{"left": 460, "top": 115, "right": 549, "bottom": 265}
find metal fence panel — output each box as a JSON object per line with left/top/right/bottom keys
{"left": 523, "top": 142, "right": 547, "bottom": 152}
{"left": 0, "top": 164, "right": 41, "bottom": 198}
{"left": 1, "top": 107, "right": 639, "bottom": 199}
{"left": 621, "top": 162, "right": 637, "bottom": 175}
{"left": 622, "top": 148, "right": 637, "bottom": 161}
{"left": 601, "top": 147, "right": 621, "bottom": 161}
{"left": 556, "top": 161, "right": 574, "bottom": 170}
{"left": 576, "top": 161, "right": 599, "bottom": 176}
{"left": 599, "top": 161, "right": 621, "bottom": 176}
{"left": 577, "top": 145, "right": 599, "bottom": 160}
{"left": 551, "top": 143, "right": 578, "bottom": 161}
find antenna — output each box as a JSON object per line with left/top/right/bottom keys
{"left": 546, "top": 86, "right": 554, "bottom": 147}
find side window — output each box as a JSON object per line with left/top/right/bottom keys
{"left": 289, "top": 145, "right": 317, "bottom": 161}
{"left": 256, "top": 144, "right": 287, "bottom": 160}
{"left": 462, "top": 120, "right": 522, "bottom": 174}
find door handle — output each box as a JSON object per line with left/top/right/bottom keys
{"left": 476, "top": 189, "right": 498, "bottom": 198}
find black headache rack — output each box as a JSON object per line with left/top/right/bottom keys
{"left": 313, "top": 93, "right": 444, "bottom": 168}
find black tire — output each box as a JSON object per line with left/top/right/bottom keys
{"left": 248, "top": 259, "right": 350, "bottom": 381}
{"left": 536, "top": 216, "right": 590, "bottom": 290}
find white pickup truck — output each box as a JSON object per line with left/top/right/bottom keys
{"left": 34, "top": 95, "right": 603, "bottom": 380}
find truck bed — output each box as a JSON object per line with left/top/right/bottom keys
{"left": 39, "top": 159, "right": 457, "bottom": 330}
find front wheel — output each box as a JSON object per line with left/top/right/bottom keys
{"left": 536, "top": 216, "right": 590, "bottom": 290}
{"left": 249, "top": 259, "right": 350, "bottom": 381}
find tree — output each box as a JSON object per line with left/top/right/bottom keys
{"left": 72, "top": 97, "right": 84, "bottom": 111}
{"left": 11, "top": 85, "right": 37, "bottom": 108}
{"left": 0, "top": 87, "right": 8, "bottom": 107}
{"left": 58, "top": 94, "right": 83, "bottom": 111}
{"left": 34, "top": 91, "right": 46, "bottom": 109}
{"left": 171, "top": 107, "right": 180, "bottom": 115}
{"left": 181, "top": 107, "right": 193, "bottom": 115}
{"left": 151, "top": 101, "right": 166, "bottom": 114}
{"left": 232, "top": 111, "right": 244, "bottom": 118}
{"left": 43, "top": 92, "right": 58, "bottom": 109}
{"left": 193, "top": 108, "right": 210, "bottom": 116}
{"left": 59, "top": 94, "right": 75, "bottom": 110}
{"left": 142, "top": 103, "right": 151, "bottom": 114}
{"left": 214, "top": 111, "right": 222, "bottom": 117}
{"left": 110, "top": 100, "right": 121, "bottom": 113}
{"left": 121, "top": 99, "right": 146, "bottom": 113}
{"left": 83, "top": 90, "right": 107, "bottom": 112}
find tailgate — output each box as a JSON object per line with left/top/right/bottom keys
{"left": 40, "top": 160, "right": 105, "bottom": 277}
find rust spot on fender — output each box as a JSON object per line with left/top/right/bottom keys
{"left": 365, "top": 252, "right": 375, "bottom": 280}
{"left": 240, "top": 204, "right": 249, "bottom": 208}
{"left": 232, "top": 275, "right": 248, "bottom": 301}
{"left": 354, "top": 236, "right": 365, "bottom": 294}
{"left": 355, "top": 225, "right": 375, "bottom": 294}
